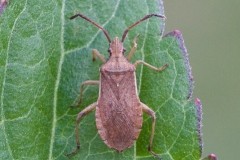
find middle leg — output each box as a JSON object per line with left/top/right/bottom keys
{"left": 71, "top": 80, "right": 99, "bottom": 107}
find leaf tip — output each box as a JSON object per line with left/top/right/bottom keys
{"left": 195, "top": 98, "right": 202, "bottom": 127}
{"left": 207, "top": 154, "right": 218, "bottom": 160}
{"left": 0, "top": 0, "right": 8, "bottom": 15}
{"left": 195, "top": 98, "right": 203, "bottom": 154}
{"left": 195, "top": 98, "right": 201, "bottom": 107}
{"left": 164, "top": 30, "right": 194, "bottom": 99}
{"left": 164, "top": 30, "right": 183, "bottom": 40}
{"left": 202, "top": 153, "right": 218, "bottom": 160}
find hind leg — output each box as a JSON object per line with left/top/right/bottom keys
{"left": 141, "top": 102, "right": 161, "bottom": 160}
{"left": 66, "top": 102, "right": 97, "bottom": 157}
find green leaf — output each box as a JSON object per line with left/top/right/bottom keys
{"left": 0, "top": 0, "right": 203, "bottom": 159}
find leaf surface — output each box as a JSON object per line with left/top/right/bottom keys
{"left": 0, "top": 0, "right": 202, "bottom": 159}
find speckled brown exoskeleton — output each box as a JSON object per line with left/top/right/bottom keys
{"left": 67, "top": 13, "right": 168, "bottom": 159}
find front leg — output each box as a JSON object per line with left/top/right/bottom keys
{"left": 127, "top": 35, "right": 139, "bottom": 61}
{"left": 134, "top": 60, "right": 168, "bottom": 72}
{"left": 71, "top": 80, "right": 99, "bottom": 107}
{"left": 66, "top": 102, "right": 97, "bottom": 157}
{"left": 92, "top": 49, "right": 106, "bottom": 63}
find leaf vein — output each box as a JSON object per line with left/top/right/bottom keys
{"left": 48, "top": 0, "right": 66, "bottom": 159}
{"left": 166, "top": 39, "right": 177, "bottom": 98}
{"left": 166, "top": 99, "right": 186, "bottom": 156}
{"left": 0, "top": 0, "right": 28, "bottom": 158}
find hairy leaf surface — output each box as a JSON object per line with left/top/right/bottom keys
{"left": 0, "top": 0, "right": 202, "bottom": 159}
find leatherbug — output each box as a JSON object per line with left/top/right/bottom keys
{"left": 67, "top": 13, "right": 168, "bottom": 159}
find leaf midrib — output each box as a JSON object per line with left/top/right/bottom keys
{"left": 48, "top": 0, "right": 123, "bottom": 159}
{"left": 48, "top": 0, "right": 66, "bottom": 159}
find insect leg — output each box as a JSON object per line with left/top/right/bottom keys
{"left": 92, "top": 49, "right": 106, "bottom": 63}
{"left": 66, "top": 102, "right": 97, "bottom": 157}
{"left": 127, "top": 34, "right": 139, "bottom": 61}
{"left": 134, "top": 60, "right": 168, "bottom": 72}
{"left": 141, "top": 102, "right": 161, "bottom": 160}
{"left": 71, "top": 80, "right": 99, "bottom": 107}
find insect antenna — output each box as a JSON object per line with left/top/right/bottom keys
{"left": 70, "top": 13, "right": 111, "bottom": 43}
{"left": 121, "top": 14, "right": 166, "bottom": 42}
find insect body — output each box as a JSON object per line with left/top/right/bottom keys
{"left": 97, "top": 37, "right": 142, "bottom": 151}
{"left": 68, "top": 13, "right": 168, "bottom": 159}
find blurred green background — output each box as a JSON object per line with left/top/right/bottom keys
{"left": 164, "top": 0, "right": 240, "bottom": 159}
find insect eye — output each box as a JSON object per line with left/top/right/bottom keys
{"left": 108, "top": 49, "right": 111, "bottom": 53}
{"left": 123, "top": 48, "right": 126, "bottom": 53}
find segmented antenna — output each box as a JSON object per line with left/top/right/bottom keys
{"left": 70, "top": 13, "right": 111, "bottom": 43}
{"left": 121, "top": 14, "right": 166, "bottom": 42}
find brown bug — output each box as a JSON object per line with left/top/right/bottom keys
{"left": 67, "top": 13, "right": 168, "bottom": 159}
